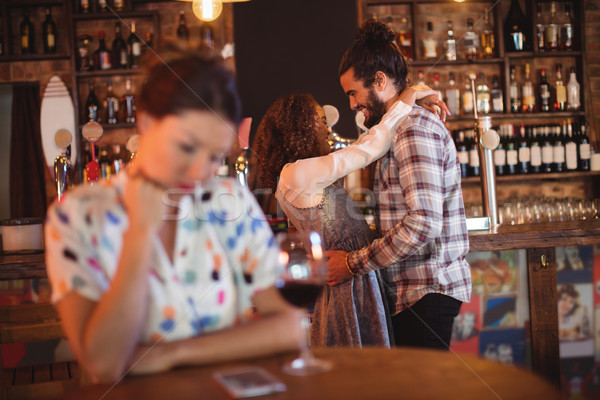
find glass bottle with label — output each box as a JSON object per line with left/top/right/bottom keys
{"left": 94, "top": 31, "right": 111, "bottom": 70}
{"left": 538, "top": 68, "right": 551, "bottom": 112}
{"left": 579, "top": 125, "right": 591, "bottom": 171}
{"left": 509, "top": 65, "right": 520, "bottom": 113}
{"left": 560, "top": 2, "right": 574, "bottom": 50}
{"left": 422, "top": 21, "right": 438, "bottom": 60}
{"left": 463, "top": 18, "right": 480, "bottom": 60}
{"left": 462, "top": 75, "right": 474, "bottom": 116}
{"left": 541, "top": 126, "right": 554, "bottom": 173}
{"left": 504, "top": 0, "right": 529, "bottom": 52}
{"left": 517, "top": 125, "right": 531, "bottom": 174}
{"left": 114, "top": 0, "right": 125, "bottom": 11}
{"left": 128, "top": 22, "right": 142, "bottom": 69}
{"left": 566, "top": 67, "right": 580, "bottom": 110}
{"left": 564, "top": 120, "right": 578, "bottom": 171}
{"left": 177, "top": 11, "right": 189, "bottom": 40}
{"left": 490, "top": 75, "right": 504, "bottom": 113}
{"left": 42, "top": 8, "right": 57, "bottom": 54}
{"left": 505, "top": 126, "right": 518, "bottom": 175}
{"left": 77, "top": 35, "right": 93, "bottom": 71}
{"left": 80, "top": 0, "right": 90, "bottom": 13}
{"left": 530, "top": 127, "right": 542, "bottom": 173}
{"left": 544, "top": 1, "right": 559, "bottom": 51}
{"left": 521, "top": 63, "right": 535, "bottom": 112}
{"left": 396, "top": 17, "right": 414, "bottom": 62}
{"left": 98, "top": 0, "right": 108, "bottom": 13}
{"left": 455, "top": 131, "right": 469, "bottom": 178}
{"left": 535, "top": 2, "right": 545, "bottom": 52}
{"left": 553, "top": 124, "right": 565, "bottom": 172}
{"left": 446, "top": 72, "right": 460, "bottom": 116}
{"left": 432, "top": 72, "right": 444, "bottom": 103}
{"left": 554, "top": 64, "right": 567, "bottom": 111}
{"left": 476, "top": 73, "right": 491, "bottom": 114}
{"left": 480, "top": 10, "right": 495, "bottom": 58}
{"left": 111, "top": 22, "right": 128, "bottom": 70}
{"left": 85, "top": 80, "right": 100, "bottom": 122}
{"left": 20, "top": 9, "right": 35, "bottom": 54}
{"left": 105, "top": 83, "right": 119, "bottom": 124}
{"left": 121, "top": 79, "right": 136, "bottom": 124}
{"left": 493, "top": 129, "right": 506, "bottom": 176}
{"left": 468, "top": 130, "right": 479, "bottom": 177}
{"left": 444, "top": 20, "right": 456, "bottom": 61}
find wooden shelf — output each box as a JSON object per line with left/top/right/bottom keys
{"left": 447, "top": 111, "right": 586, "bottom": 124}
{"left": 75, "top": 68, "right": 142, "bottom": 78}
{"left": 3, "top": 0, "right": 63, "bottom": 7}
{"left": 411, "top": 58, "right": 503, "bottom": 67}
{"left": 78, "top": 122, "right": 136, "bottom": 130}
{"left": 0, "top": 53, "right": 70, "bottom": 63}
{"left": 461, "top": 170, "right": 600, "bottom": 185}
{"left": 72, "top": 10, "right": 156, "bottom": 21}
{"left": 506, "top": 50, "right": 583, "bottom": 59}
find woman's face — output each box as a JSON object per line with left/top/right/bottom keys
{"left": 136, "top": 109, "right": 235, "bottom": 189}
{"left": 558, "top": 293, "right": 577, "bottom": 315}
{"left": 314, "top": 105, "right": 331, "bottom": 156}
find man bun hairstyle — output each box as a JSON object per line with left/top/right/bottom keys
{"left": 339, "top": 18, "right": 409, "bottom": 94}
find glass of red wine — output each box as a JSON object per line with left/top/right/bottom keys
{"left": 275, "top": 231, "right": 331, "bottom": 376}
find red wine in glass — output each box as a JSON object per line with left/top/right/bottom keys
{"left": 276, "top": 280, "right": 323, "bottom": 309}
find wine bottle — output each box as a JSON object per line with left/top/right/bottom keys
{"left": 128, "top": 22, "right": 142, "bottom": 69}
{"left": 490, "top": 75, "right": 504, "bottom": 113}
{"left": 579, "top": 124, "right": 591, "bottom": 171}
{"left": 99, "top": 146, "right": 111, "bottom": 178}
{"left": 105, "top": 83, "right": 119, "bottom": 124}
{"left": 111, "top": 22, "right": 128, "bottom": 69}
{"left": 463, "top": 18, "right": 480, "bottom": 60}
{"left": 505, "top": 126, "right": 518, "bottom": 175}
{"left": 476, "top": 73, "right": 491, "bottom": 115}
{"left": 564, "top": 120, "right": 578, "bottom": 171}
{"left": 114, "top": 0, "right": 126, "bottom": 11}
{"left": 522, "top": 63, "right": 535, "bottom": 112}
{"left": 456, "top": 130, "right": 469, "bottom": 178}
{"left": 504, "top": 0, "right": 529, "bottom": 52}
{"left": 177, "top": 11, "right": 189, "bottom": 40}
{"left": 530, "top": 127, "right": 542, "bottom": 173}
{"left": 541, "top": 125, "right": 554, "bottom": 173}
{"left": 544, "top": 1, "right": 559, "bottom": 51}
{"left": 538, "top": 68, "right": 551, "bottom": 112}
{"left": 493, "top": 129, "right": 506, "bottom": 176}
{"left": 98, "top": 0, "right": 108, "bottom": 13}
{"left": 446, "top": 72, "right": 460, "bottom": 116}
{"left": 432, "top": 72, "right": 444, "bottom": 103}
{"left": 422, "top": 21, "right": 438, "bottom": 60}
{"left": 85, "top": 81, "right": 100, "bottom": 122}
{"left": 517, "top": 125, "right": 531, "bottom": 174}
{"left": 42, "top": 8, "right": 57, "bottom": 54}
{"left": 509, "top": 65, "right": 520, "bottom": 113}
{"left": 396, "top": 17, "right": 414, "bottom": 62}
{"left": 566, "top": 67, "right": 580, "bottom": 110}
{"left": 560, "top": 2, "right": 574, "bottom": 50}
{"left": 553, "top": 124, "right": 565, "bottom": 172}
{"left": 480, "top": 10, "right": 495, "bottom": 58}
{"left": 554, "top": 64, "right": 567, "bottom": 111}
{"left": 80, "top": 0, "right": 90, "bottom": 13}
{"left": 444, "top": 20, "right": 456, "bottom": 62}
{"left": 121, "top": 79, "right": 136, "bottom": 123}
{"left": 94, "top": 31, "right": 111, "bottom": 70}
{"left": 468, "top": 130, "right": 479, "bottom": 177}
{"left": 112, "top": 143, "right": 124, "bottom": 174}
{"left": 20, "top": 10, "right": 35, "bottom": 54}
{"left": 462, "top": 75, "right": 474, "bottom": 116}
{"left": 535, "top": 2, "right": 545, "bottom": 52}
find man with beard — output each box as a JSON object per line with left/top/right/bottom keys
{"left": 325, "top": 19, "right": 471, "bottom": 350}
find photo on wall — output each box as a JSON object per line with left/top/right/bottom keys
{"left": 559, "top": 283, "right": 594, "bottom": 358}
{"left": 450, "top": 295, "right": 481, "bottom": 355}
{"left": 467, "top": 251, "right": 517, "bottom": 296}
{"left": 557, "top": 246, "right": 594, "bottom": 285}
{"left": 483, "top": 295, "right": 517, "bottom": 329}
{"left": 479, "top": 328, "right": 526, "bottom": 367}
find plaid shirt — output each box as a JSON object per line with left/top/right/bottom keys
{"left": 347, "top": 106, "right": 471, "bottom": 315}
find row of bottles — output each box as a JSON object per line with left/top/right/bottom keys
{"left": 509, "top": 63, "right": 580, "bottom": 113}
{"left": 82, "top": 142, "right": 131, "bottom": 181}
{"left": 78, "top": 0, "right": 126, "bottom": 14}
{"left": 84, "top": 79, "right": 136, "bottom": 124}
{"left": 422, "top": 13, "right": 495, "bottom": 61}
{"left": 505, "top": 0, "right": 575, "bottom": 52}
{"left": 454, "top": 120, "right": 591, "bottom": 178}
{"left": 176, "top": 11, "right": 216, "bottom": 50}
{"left": 18, "top": 8, "right": 57, "bottom": 55}
{"left": 77, "top": 22, "right": 150, "bottom": 71}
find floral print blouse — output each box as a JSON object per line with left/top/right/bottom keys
{"left": 45, "top": 172, "right": 280, "bottom": 344}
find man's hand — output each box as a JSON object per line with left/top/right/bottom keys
{"left": 325, "top": 250, "right": 354, "bottom": 286}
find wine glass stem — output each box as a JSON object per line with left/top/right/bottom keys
{"left": 299, "top": 314, "right": 314, "bottom": 362}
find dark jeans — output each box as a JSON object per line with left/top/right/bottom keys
{"left": 391, "top": 293, "right": 462, "bottom": 350}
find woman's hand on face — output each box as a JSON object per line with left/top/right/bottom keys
{"left": 124, "top": 164, "right": 166, "bottom": 232}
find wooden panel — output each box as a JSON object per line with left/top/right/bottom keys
{"left": 0, "top": 303, "right": 58, "bottom": 324}
{"left": 13, "top": 367, "right": 32, "bottom": 385}
{"left": 0, "top": 254, "right": 47, "bottom": 281}
{"left": 32, "top": 365, "right": 51, "bottom": 384}
{"left": 0, "top": 322, "right": 64, "bottom": 344}
{"left": 50, "top": 362, "right": 70, "bottom": 381}
{"left": 527, "top": 248, "right": 560, "bottom": 385}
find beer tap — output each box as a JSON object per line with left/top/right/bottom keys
{"left": 54, "top": 129, "right": 72, "bottom": 201}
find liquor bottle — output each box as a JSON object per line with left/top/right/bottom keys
{"left": 114, "top": 0, "right": 126, "bottom": 11}
{"left": 120, "top": 78, "right": 136, "bottom": 123}
{"left": 444, "top": 20, "right": 456, "bottom": 61}
{"left": 462, "top": 75, "right": 474, "bottom": 116}
{"left": 530, "top": 127, "right": 542, "bottom": 173}
{"left": 128, "top": 22, "right": 142, "bottom": 69}
{"left": 579, "top": 124, "right": 591, "bottom": 171}
{"left": 493, "top": 129, "right": 506, "bottom": 176}
{"left": 446, "top": 72, "right": 460, "bottom": 116}
{"left": 560, "top": 2, "right": 574, "bottom": 50}
{"left": 112, "top": 143, "right": 124, "bottom": 174}
{"left": 80, "top": 0, "right": 90, "bottom": 13}
{"left": 85, "top": 81, "right": 100, "bottom": 122}
{"left": 42, "top": 8, "right": 57, "bottom": 54}
{"left": 490, "top": 75, "right": 504, "bottom": 113}
{"left": 200, "top": 23, "right": 214, "bottom": 50}
{"left": 468, "top": 130, "right": 479, "bottom": 177}
{"left": 432, "top": 72, "right": 444, "bottom": 103}
{"left": 105, "top": 83, "right": 119, "bottom": 124}
{"left": 416, "top": 70, "right": 426, "bottom": 86}
{"left": 480, "top": 10, "right": 495, "bottom": 58}
{"left": 476, "top": 73, "right": 491, "bottom": 114}
{"left": 177, "top": 11, "right": 189, "bottom": 40}
{"left": 544, "top": 1, "right": 559, "bottom": 51}
{"left": 463, "top": 18, "right": 480, "bottom": 60}
{"left": 522, "top": 63, "right": 535, "bottom": 112}
{"left": 538, "top": 68, "right": 551, "bottom": 112}
{"left": 98, "top": 0, "right": 108, "bottom": 13}
{"left": 505, "top": 126, "right": 518, "bottom": 175}
{"left": 504, "top": 0, "right": 529, "bottom": 52}
{"left": 455, "top": 131, "right": 469, "bottom": 178}
{"left": 566, "top": 67, "right": 580, "bottom": 110}
{"left": 509, "top": 65, "right": 520, "bottom": 113}
{"left": 422, "top": 21, "right": 438, "bottom": 60}
{"left": 144, "top": 32, "right": 154, "bottom": 54}
{"left": 554, "top": 64, "right": 567, "bottom": 111}
{"left": 235, "top": 147, "right": 250, "bottom": 187}
{"left": 564, "top": 120, "right": 578, "bottom": 171}
{"left": 517, "top": 125, "right": 531, "bottom": 174}
{"left": 553, "top": 124, "right": 565, "bottom": 172}
{"left": 535, "top": 2, "right": 545, "bottom": 52}
{"left": 94, "top": 31, "right": 111, "bottom": 70}
{"left": 20, "top": 10, "right": 35, "bottom": 54}
{"left": 541, "top": 125, "right": 554, "bottom": 173}
{"left": 99, "top": 146, "right": 111, "bottom": 178}
{"left": 396, "top": 17, "right": 414, "bottom": 62}
{"left": 111, "top": 22, "right": 128, "bottom": 69}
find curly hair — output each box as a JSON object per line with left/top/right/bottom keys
{"left": 254, "top": 94, "right": 322, "bottom": 191}
{"left": 339, "top": 18, "right": 409, "bottom": 94}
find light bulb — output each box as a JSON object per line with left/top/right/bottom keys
{"left": 192, "top": 0, "right": 223, "bottom": 22}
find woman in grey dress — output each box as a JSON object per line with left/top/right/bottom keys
{"left": 254, "top": 88, "right": 440, "bottom": 347}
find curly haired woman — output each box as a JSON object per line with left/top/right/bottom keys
{"left": 254, "top": 87, "right": 444, "bottom": 347}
